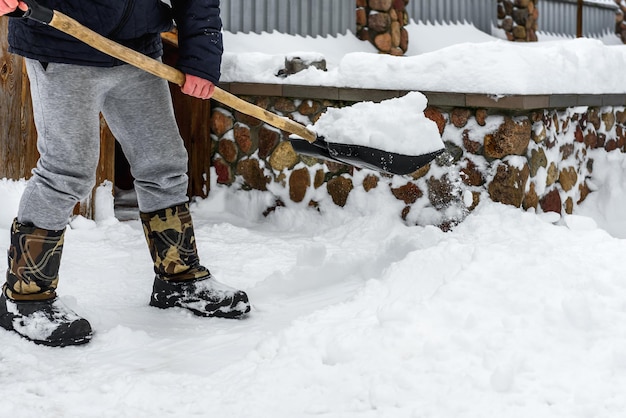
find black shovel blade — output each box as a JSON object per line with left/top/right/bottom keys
{"left": 290, "top": 137, "right": 335, "bottom": 161}
{"left": 290, "top": 137, "right": 444, "bottom": 176}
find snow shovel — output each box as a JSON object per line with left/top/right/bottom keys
{"left": 19, "top": 0, "right": 444, "bottom": 175}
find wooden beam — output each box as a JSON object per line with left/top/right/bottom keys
{"left": 577, "top": 0, "right": 584, "bottom": 38}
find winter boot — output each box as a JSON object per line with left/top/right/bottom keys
{"left": 141, "top": 203, "right": 250, "bottom": 318}
{"left": 0, "top": 219, "right": 92, "bottom": 346}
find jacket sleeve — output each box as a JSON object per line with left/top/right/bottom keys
{"left": 170, "top": 0, "right": 223, "bottom": 85}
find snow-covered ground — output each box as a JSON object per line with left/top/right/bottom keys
{"left": 3, "top": 19, "right": 626, "bottom": 418}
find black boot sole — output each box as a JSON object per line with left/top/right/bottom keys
{"left": 0, "top": 294, "right": 93, "bottom": 347}
{"left": 0, "top": 315, "right": 93, "bottom": 347}
{"left": 150, "top": 295, "right": 251, "bottom": 319}
{"left": 149, "top": 275, "right": 251, "bottom": 319}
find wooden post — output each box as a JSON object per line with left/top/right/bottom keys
{"left": 168, "top": 84, "right": 212, "bottom": 199}
{"left": 0, "top": 17, "right": 38, "bottom": 181}
{"left": 577, "top": 0, "right": 584, "bottom": 38}
{"left": 163, "top": 38, "right": 212, "bottom": 199}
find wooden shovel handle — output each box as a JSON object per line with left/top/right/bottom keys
{"left": 47, "top": 11, "right": 318, "bottom": 143}
{"left": 211, "top": 90, "right": 317, "bottom": 143}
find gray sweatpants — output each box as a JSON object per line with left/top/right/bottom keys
{"left": 20, "top": 59, "right": 190, "bottom": 230}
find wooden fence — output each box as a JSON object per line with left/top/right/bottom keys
{"left": 0, "top": 17, "right": 37, "bottom": 181}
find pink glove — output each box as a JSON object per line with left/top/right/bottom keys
{"left": 0, "top": 0, "right": 27, "bottom": 15}
{"left": 181, "top": 74, "right": 215, "bottom": 100}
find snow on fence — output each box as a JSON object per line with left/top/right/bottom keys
{"left": 219, "top": 0, "right": 356, "bottom": 36}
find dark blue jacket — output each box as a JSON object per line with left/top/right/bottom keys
{"left": 8, "top": 0, "right": 223, "bottom": 84}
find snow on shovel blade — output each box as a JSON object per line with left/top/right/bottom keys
{"left": 301, "top": 92, "right": 446, "bottom": 175}
{"left": 290, "top": 137, "right": 444, "bottom": 176}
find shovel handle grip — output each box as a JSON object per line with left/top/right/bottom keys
{"left": 20, "top": 0, "right": 52, "bottom": 23}
{"left": 19, "top": 0, "right": 317, "bottom": 143}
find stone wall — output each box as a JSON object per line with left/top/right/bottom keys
{"left": 209, "top": 96, "right": 464, "bottom": 227}
{"left": 356, "top": 0, "right": 541, "bottom": 50}
{"left": 205, "top": 1, "right": 626, "bottom": 226}
{"left": 208, "top": 92, "right": 626, "bottom": 228}
{"left": 356, "top": 0, "right": 410, "bottom": 55}
{"left": 497, "top": 0, "right": 539, "bottom": 42}
{"left": 429, "top": 105, "right": 626, "bottom": 216}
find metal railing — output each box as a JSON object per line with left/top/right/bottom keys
{"left": 407, "top": 0, "right": 497, "bottom": 34}
{"left": 406, "top": 0, "right": 618, "bottom": 39}
{"left": 540, "top": 0, "right": 618, "bottom": 38}
{"left": 216, "top": 0, "right": 618, "bottom": 40}
{"left": 219, "top": 0, "right": 356, "bottom": 37}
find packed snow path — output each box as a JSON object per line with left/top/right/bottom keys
{"left": 2, "top": 178, "right": 626, "bottom": 417}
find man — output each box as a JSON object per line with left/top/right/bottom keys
{"left": 0, "top": 0, "right": 250, "bottom": 347}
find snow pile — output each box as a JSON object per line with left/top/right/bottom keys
{"left": 2, "top": 176, "right": 626, "bottom": 416}
{"left": 221, "top": 22, "right": 626, "bottom": 95}
{"left": 311, "top": 92, "right": 444, "bottom": 155}
{"left": 296, "top": 38, "right": 626, "bottom": 94}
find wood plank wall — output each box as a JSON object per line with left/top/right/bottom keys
{"left": 0, "top": 17, "right": 38, "bottom": 181}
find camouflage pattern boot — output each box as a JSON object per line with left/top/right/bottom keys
{"left": 0, "top": 219, "right": 92, "bottom": 346}
{"left": 141, "top": 203, "right": 250, "bottom": 318}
